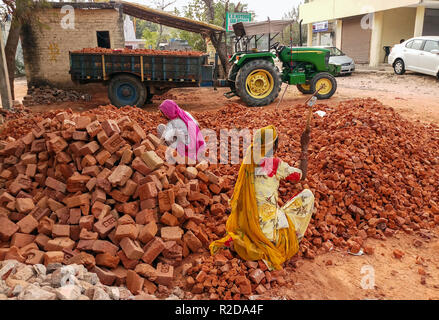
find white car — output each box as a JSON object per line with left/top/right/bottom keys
{"left": 388, "top": 36, "right": 439, "bottom": 78}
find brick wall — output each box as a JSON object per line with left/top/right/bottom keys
{"left": 21, "top": 8, "right": 124, "bottom": 89}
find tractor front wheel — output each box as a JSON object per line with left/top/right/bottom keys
{"left": 297, "top": 83, "right": 313, "bottom": 94}
{"left": 311, "top": 72, "right": 337, "bottom": 100}
{"left": 235, "top": 59, "right": 282, "bottom": 107}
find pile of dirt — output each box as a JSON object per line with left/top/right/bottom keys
{"left": 72, "top": 48, "right": 205, "bottom": 57}
{"left": 22, "top": 87, "right": 91, "bottom": 107}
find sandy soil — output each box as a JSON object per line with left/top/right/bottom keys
{"left": 269, "top": 229, "right": 439, "bottom": 300}
{"left": 4, "top": 72, "right": 439, "bottom": 300}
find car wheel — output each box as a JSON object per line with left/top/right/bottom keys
{"left": 393, "top": 59, "right": 406, "bottom": 75}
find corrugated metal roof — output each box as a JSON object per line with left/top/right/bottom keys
{"left": 120, "top": 1, "right": 225, "bottom": 35}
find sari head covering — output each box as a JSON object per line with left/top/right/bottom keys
{"left": 159, "top": 99, "right": 205, "bottom": 160}
{"left": 209, "top": 125, "right": 299, "bottom": 270}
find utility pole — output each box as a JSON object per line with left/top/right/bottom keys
{"left": 0, "top": 23, "right": 13, "bottom": 110}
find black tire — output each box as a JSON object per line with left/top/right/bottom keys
{"left": 108, "top": 74, "right": 147, "bottom": 108}
{"left": 393, "top": 59, "right": 406, "bottom": 75}
{"left": 311, "top": 72, "right": 337, "bottom": 100}
{"left": 235, "top": 59, "right": 282, "bottom": 107}
{"left": 297, "top": 83, "right": 313, "bottom": 94}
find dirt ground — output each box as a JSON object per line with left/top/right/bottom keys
{"left": 12, "top": 71, "right": 439, "bottom": 125}
{"left": 4, "top": 71, "right": 439, "bottom": 300}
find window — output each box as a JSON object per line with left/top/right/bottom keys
{"left": 405, "top": 41, "right": 413, "bottom": 48}
{"left": 423, "top": 40, "right": 439, "bottom": 53}
{"left": 97, "top": 31, "right": 111, "bottom": 49}
{"left": 411, "top": 39, "right": 424, "bottom": 50}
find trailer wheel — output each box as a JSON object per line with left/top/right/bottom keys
{"left": 235, "top": 59, "right": 282, "bottom": 107}
{"left": 311, "top": 72, "right": 337, "bottom": 100}
{"left": 108, "top": 74, "right": 147, "bottom": 108}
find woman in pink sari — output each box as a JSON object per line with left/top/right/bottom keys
{"left": 157, "top": 100, "right": 205, "bottom": 162}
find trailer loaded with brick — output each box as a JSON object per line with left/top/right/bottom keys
{"left": 70, "top": 48, "right": 224, "bottom": 108}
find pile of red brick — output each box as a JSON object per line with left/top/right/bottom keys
{"left": 1, "top": 98, "right": 438, "bottom": 298}
{"left": 0, "top": 112, "right": 233, "bottom": 297}
{"left": 72, "top": 48, "right": 205, "bottom": 57}
{"left": 193, "top": 98, "right": 439, "bottom": 258}
{"left": 182, "top": 249, "right": 287, "bottom": 300}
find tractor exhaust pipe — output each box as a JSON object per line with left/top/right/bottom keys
{"left": 299, "top": 19, "right": 303, "bottom": 47}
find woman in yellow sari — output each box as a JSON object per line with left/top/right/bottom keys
{"left": 209, "top": 125, "right": 315, "bottom": 270}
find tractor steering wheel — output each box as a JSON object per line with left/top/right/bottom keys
{"left": 270, "top": 42, "right": 280, "bottom": 51}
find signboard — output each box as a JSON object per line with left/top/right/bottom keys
{"left": 313, "top": 21, "right": 329, "bottom": 33}
{"left": 226, "top": 12, "right": 252, "bottom": 32}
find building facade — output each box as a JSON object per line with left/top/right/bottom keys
{"left": 300, "top": 0, "right": 439, "bottom": 66}
{"left": 21, "top": 3, "right": 124, "bottom": 88}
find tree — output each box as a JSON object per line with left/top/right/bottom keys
{"left": 153, "top": 0, "right": 176, "bottom": 49}
{"left": 280, "top": 6, "right": 307, "bottom": 47}
{"left": 1, "top": 0, "right": 48, "bottom": 100}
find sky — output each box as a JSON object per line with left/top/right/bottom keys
{"left": 133, "top": 0, "right": 304, "bottom": 21}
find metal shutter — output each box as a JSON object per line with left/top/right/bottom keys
{"left": 341, "top": 16, "right": 372, "bottom": 64}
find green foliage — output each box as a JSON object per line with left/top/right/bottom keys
{"left": 279, "top": 6, "right": 307, "bottom": 47}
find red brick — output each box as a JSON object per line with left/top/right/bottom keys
{"left": 96, "top": 150, "right": 111, "bottom": 166}
{"left": 0, "top": 217, "right": 19, "bottom": 241}
{"left": 81, "top": 154, "right": 97, "bottom": 167}
{"left": 155, "top": 263, "right": 174, "bottom": 286}
{"left": 92, "top": 240, "right": 119, "bottom": 256}
{"left": 16, "top": 197, "right": 35, "bottom": 213}
{"left": 115, "top": 224, "right": 139, "bottom": 241}
{"left": 68, "top": 208, "right": 82, "bottom": 225}
{"left": 5, "top": 246, "right": 26, "bottom": 263}
{"left": 45, "top": 237, "right": 76, "bottom": 251}
{"left": 210, "top": 203, "right": 225, "bottom": 216}
{"left": 126, "top": 270, "right": 144, "bottom": 295}
{"left": 92, "top": 266, "right": 117, "bottom": 286}
{"left": 17, "top": 215, "right": 38, "bottom": 234}
{"left": 45, "top": 176, "right": 67, "bottom": 193}
{"left": 108, "top": 165, "right": 133, "bottom": 187}
{"left": 86, "top": 120, "right": 102, "bottom": 138}
{"left": 102, "top": 119, "right": 121, "bottom": 137}
{"left": 44, "top": 251, "right": 64, "bottom": 265}
{"left": 138, "top": 222, "right": 157, "bottom": 244}
{"left": 141, "top": 151, "right": 164, "bottom": 171}
{"left": 10, "top": 233, "right": 36, "bottom": 248}
{"left": 183, "top": 231, "right": 203, "bottom": 253}
{"left": 64, "top": 193, "right": 90, "bottom": 208}
{"left": 249, "top": 269, "right": 265, "bottom": 284}
{"left": 96, "top": 252, "right": 121, "bottom": 269}
{"left": 160, "top": 212, "right": 179, "bottom": 226}
{"left": 79, "top": 228, "right": 99, "bottom": 240}
{"left": 117, "top": 250, "right": 140, "bottom": 269}
{"left": 136, "top": 209, "right": 156, "bottom": 225}
{"left": 120, "top": 237, "right": 144, "bottom": 260}
{"left": 121, "top": 179, "right": 137, "bottom": 196}
{"left": 132, "top": 157, "right": 151, "bottom": 175}
{"left": 103, "top": 133, "right": 126, "bottom": 154}
{"left": 91, "top": 201, "right": 111, "bottom": 219}
{"left": 79, "top": 141, "right": 100, "bottom": 156}
{"left": 93, "top": 214, "right": 117, "bottom": 237}
{"left": 142, "top": 237, "right": 165, "bottom": 264}
{"left": 79, "top": 215, "right": 94, "bottom": 231}
{"left": 52, "top": 224, "right": 70, "bottom": 237}
{"left": 138, "top": 182, "right": 157, "bottom": 201}
{"left": 161, "top": 226, "right": 184, "bottom": 242}
{"left": 25, "top": 249, "right": 45, "bottom": 265}
{"left": 49, "top": 136, "right": 68, "bottom": 153}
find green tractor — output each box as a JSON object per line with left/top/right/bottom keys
{"left": 226, "top": 20, "right": 341, "bottom": 107}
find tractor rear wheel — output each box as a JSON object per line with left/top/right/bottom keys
{"left": 297, "top": 83, "right": 313, "bottom": 94}
{"left": 311, "top": 72, "right": 337, "bottom": 100}
{"left": 108, "top": 74, "right": 147, "bottom": 108}
{"left": 235, "top": 59, "right": 282, "bottom": 107}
